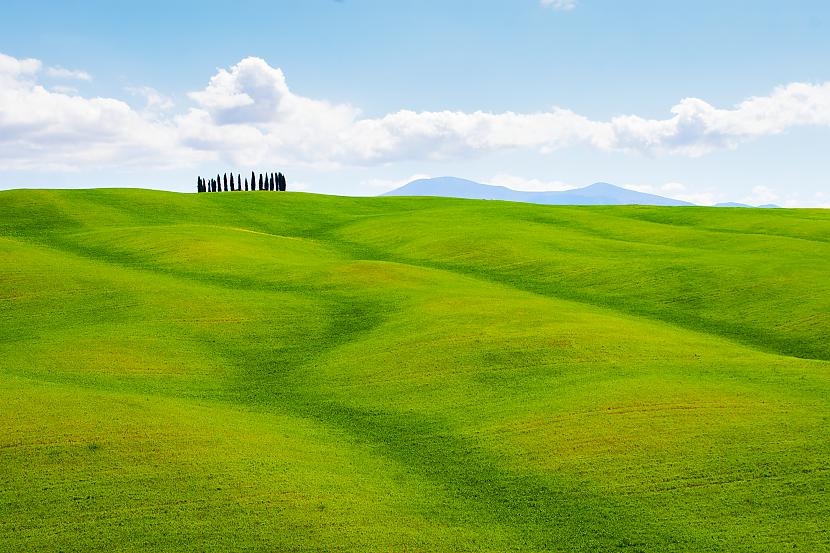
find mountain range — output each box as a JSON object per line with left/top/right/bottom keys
{"left": 382, "top": 177, "right": 779, "bottom": 207}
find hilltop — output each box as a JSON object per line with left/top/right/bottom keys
{"left": 0, "top": 189, "right": 828, "bottom": 552}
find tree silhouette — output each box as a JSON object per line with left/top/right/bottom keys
{"left": 237, "top": 174, "right": 242, "bottom": 191}
{"left": 244, "top": 178, "right": 249, "bottom": 191}
{"left": 230, "top": 173, "right": 235, "bottom": 191}
{"left": 278, "top": 172, "right": 286, "bottom": 191}
{"left": 251, "top": 171, "right": 256, "bottom": 191}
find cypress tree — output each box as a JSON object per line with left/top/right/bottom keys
{"left": 223, "top": 173, "right": 227, "bottom": 188}
{"left": 251, "top": 171, "right": 256, "bottom": 191}
{"left": 230, "top": 173, "right": 235, "bottom": 191}
{"left": 237, "top": 174, "right": 242, "bottom": 191}
{"left": 244, "top": 178, "right": 249, "bottom": 191}
{"left": 197, "top": 176, "right": 201, "bottom": 193}
{"left": 258, "top": 174, "right": 263, "bottom": 190}
{"left": 280, "top": 173, "right": 287, "bottom": 191}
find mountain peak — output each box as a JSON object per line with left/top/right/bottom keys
{"left": 383, "top": 177, "right": 694, "bottom": 206}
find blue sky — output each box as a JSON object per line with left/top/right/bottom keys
{"left": 1, "top": 0, "right": 829, "bottom": 206}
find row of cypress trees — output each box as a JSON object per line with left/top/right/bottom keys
{"left": 197, "top": 172, "right": 286, "bottom": 193}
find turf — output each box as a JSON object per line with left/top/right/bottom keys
{"left": 0, "top": 188, "right": 827, "bottom": 552}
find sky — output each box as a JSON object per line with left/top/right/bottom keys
{"left": 1, "top": 0, "right": 829, "bottom": 206}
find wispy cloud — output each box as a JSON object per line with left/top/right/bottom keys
{"left": 489, "top": 174, "right": 574, "bottom": 192}
{"left": 127, "top": 85, "right": 175, "bottom": 117}
{"left": 540, "top": 0, "right": 578, "bottom": 11}
{"left": 46, "top": 65, "right": 92, "bottom": 81}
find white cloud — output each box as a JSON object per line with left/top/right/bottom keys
{"left": 178, "top": 57, "right": 830, "bottom": 165}
{"left": 127, "top": 85, "right": 175, "bottom": 116}
{"left": 489, "top": 174, "right": 574, "bottom": 192}
{"left": 46, "top": 66, "right": 92, "bottom": 81}
{"left": 623, "top": 181, "right": 724, "bottom": 205}
{"left": 741, "top": 185, "right": 779, "bottom": 206}
{"left": 0, "top": 54, "right": 41, "bottom": 80}
{"left": 541, "top": 0, "right": 578, "bottom": 10}
{"left": 2, "top": 51, "right": 830, "bottom": 192}
{"left": 50, "top": 85, "right": 79, "bottom": 95}
{"left": 608, "top": 83, "right": 830, "bottom": 156}
{"left": 810, "top": 191, "right": 830, "bottom": 209}
{"left": 362, "top": 173, "right": 432, "bottom": 192}
{"left": 0, "top": 52, "right": 206, "bottom": 171}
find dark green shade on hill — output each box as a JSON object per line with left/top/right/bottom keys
{"left": 0, "top": 189, "right": 828, "bottom": 552}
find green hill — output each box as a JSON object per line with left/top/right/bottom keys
{"left": 1, "top": 189, "right": 828, "bottom": 552}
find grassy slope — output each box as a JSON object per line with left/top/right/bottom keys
{"left": 0, "top": 189, "right": 828, "bottom": 552}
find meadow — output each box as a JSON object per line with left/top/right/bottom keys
{"left": 0, "top": 189, "right": 827, "bottom": 552}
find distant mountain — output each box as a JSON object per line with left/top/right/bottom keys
{"left": 383, "top": 177, "right": 694, "bottom": 206}
{"left": 714, "top": 202, "right": 781, "bottom": 208}
{"left": 714, "top": 202, "right": 753, "bottom": 208}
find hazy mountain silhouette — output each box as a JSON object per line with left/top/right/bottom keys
{"left": 383, "top": 177, "right": 694, "bottom": 206}
{"left": 714, "top": 202, "right": 781, "bottom": 208}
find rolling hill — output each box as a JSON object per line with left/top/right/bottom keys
{"left": 383, "top": 176, "right": 695, "bottom": 206}
{"left": 0, "top": 189, "right": 828, "bottom": 552}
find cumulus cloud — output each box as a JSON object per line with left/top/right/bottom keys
{"left": 46, "top": 66, "right": 92, "bottom": 81}
{"left": 179, "top": 57, "right": 830, "bottom": 165}
{"left": 0, "top": 52, "right": 206, "bottom": 171}
{"left": 608, "top": 83, "right": 830, "bottom": 156}
{"left": 541, "top": 0, "right": 578, "bottom": 10}
{"left": 2, "top": 52, "right": 830, "bottom": 173}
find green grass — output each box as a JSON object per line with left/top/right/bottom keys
{"left": 0, "top": 188, "right": 828, "bottom": 552}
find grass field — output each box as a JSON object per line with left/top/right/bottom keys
{"left": 0, "top": 188, "right": 828, "bottom": 552}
